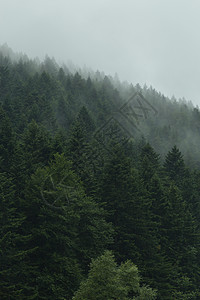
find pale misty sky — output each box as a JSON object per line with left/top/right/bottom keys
{"left": 1, "top": 0, "right": 200, "bottom": 105}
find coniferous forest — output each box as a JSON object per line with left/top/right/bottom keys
{"left": 1, "top": 45, "right": 200, "bottom": 299}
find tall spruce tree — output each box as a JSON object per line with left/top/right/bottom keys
{"left": 0, "top": 173, "right": 34, "bottom": 299}
{"left": 164, "top": 145, "right": 187, "bottom": 187}
{"left": 138, "top": 143, "right": 178, "bottom": 298}
{"left": 161, "top": 184, "right": 200, "bottom": 298}
{"left": 0, "top": 106, "right": 15, "bottom": 173}
{"left": 17, "top": 153, "right": 113, "bottom": 299}
{"left": 99, "top": 142, "right": 165, "bottom": 295}
{"left": 20, "top": 120, "right": 52, "bottom": 175}
{"left": 67, "top": 108, "right": 96, "bottom": 195}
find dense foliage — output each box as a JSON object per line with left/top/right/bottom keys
{"left": 1, "top": 45, "right": 200, "bottom": 299}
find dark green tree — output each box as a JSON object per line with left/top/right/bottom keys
{"left": 0, "top": 173, "right": 34, "bottom": 299}
{"left": 76, "top": 106, "right": 95, "bottom": 138}
{"left": 17, "top": 153, "right": 113, "bottom": 299}
{"left": 0, "top": 106, "right": 15, "bottom": 173}
{"left": 161, "top": 184, "right": 200, "bottom": 298}
{"left": 164, "top": 145, "right": 187, "bottom": 186}
{"left": 137, "top": 144, "right": 179, "bottom": 298}
{"left": 20, "top": 120, "right": 52, "bottom": 175}
{"left": 99, "top": 142, "right": 162, "bottom": 286}
{"left": 67, "top": 113, "right": 96, "bottom": 195}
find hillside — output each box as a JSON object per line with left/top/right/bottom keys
{"left": 1, "top": 46, "right": 200, "bottom": 299}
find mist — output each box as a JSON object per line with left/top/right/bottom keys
{"left": 1, "top": 0, "right": 200, "bottom": 105}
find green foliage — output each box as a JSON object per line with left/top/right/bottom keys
{"left": 17, "top": 153, "right": 113, "bottom": 299}
{"left": 1, "top": 47, "right": 200, "bottom": 298}
{"left": 0, "top": 173, "right": 34, "bottom": 299}
{"left": 164, "top": 145, "right": 187, "bottom": 185}
{"left": 0, "top": 106, "right": 15, "bottom": 172}
{"left": 20, "top": 120, "right": 53, "bottom": 174}
{"left": 73, "top": 251, "right": 157, "bottom": 300}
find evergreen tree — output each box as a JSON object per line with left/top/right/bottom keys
{"left": 139, "top": 143, "right": 161, "bottom": 185}
{"left": 0, "top": 60, "right": 10, "bottom": 96}
{"left": 164, "top": 145, "right": 187, "bottom": 186}
{"left": 161, "top": 184, "right": 200, "bottom": 298}
{"left": 0, "top": 173, "right": 34, "bottom": 299}
{"left": 76, "top": 106, "right": 96, "bottom": 138}
{"left": 0, "top": 106, "right": 15, "bottom": 173}
{"left": 68, "top": 119, "right": 87, "bottom": 173}
{"left": 67, "top": 113, "right": 96, "bottom": 195}
{"left": 56, "top": 96, "right": 69, "bottom": 129}
{"left": 20, "top": 120, "right": 52, "bottom": 175}
{"left": 17, "top": 153, "right": 113, "bottom": 299}
{"left": 138, "top": 144, "right": 178, "bottom": 298}
{"left": 99, "top": 142, "right": 164, "bottom": 293}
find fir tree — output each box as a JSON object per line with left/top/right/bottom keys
{"left": 0, "top": 173, "right": 34, "bottom": 299}
{"left": 17, "top": 154, "right": 113, "bottom": 299}
{"left": 164, "top": 145, "right": 187, "bottom": 186}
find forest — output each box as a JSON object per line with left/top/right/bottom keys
{"left": 1, "top": 44, "right": 200, "bottom": 299}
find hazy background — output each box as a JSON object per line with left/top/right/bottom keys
{"left": 1, "top": 0, "right": 200, "bottom": 105}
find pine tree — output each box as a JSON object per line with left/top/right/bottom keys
{"left": 76, "top": 106, "right": 96, "bottom": 138}
{"left": 17, "top": 153, "right": 113, "bottom": 299}
{"left": 20, "top": 120, "right": 52, "bottom": 175}
{"left": 164, "top": 145, "right": 187, "bottom": 186}
{"left": 0, "top": 106, "right": 15, "bottom": 173}
{"left": 56, "top": 96, "right": 69, "bottom": 129}
{"left": 161, "top": 184, "right": 200, "bottom": 297}
{"left": 99, "top": 142, "right": 162, "bottom": 285}
{"left": 68, "top": 119, "right": 87, "bottom": 173}
{"left": 67, "top": 112, "right": 96, "bottom": 195}
{"left": 0, "top": 173, "right": 35, "bottom": 299}
{"left": 138, "top": 143, "right": 178, "bottom": 298}
{"left": 0, "top": 60, "right": 10, "bottom": 97}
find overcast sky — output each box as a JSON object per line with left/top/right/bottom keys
{"left": 1, "top": 0, "right": 200, "bottom": 105}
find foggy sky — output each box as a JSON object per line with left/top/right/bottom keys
{"left": 1, "top": 0, "right": 200, "bottom": 105}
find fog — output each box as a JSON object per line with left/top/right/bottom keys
{"left": 1, "top": 0, "right": 200, "bottom": 105}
